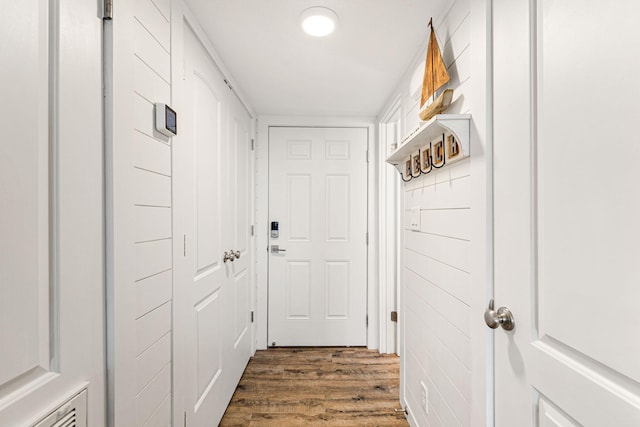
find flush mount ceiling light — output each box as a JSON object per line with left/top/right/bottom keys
{"left": 300, "top": 7, "right": 338, "bottom": 37}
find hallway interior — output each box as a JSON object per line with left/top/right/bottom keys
{"left": 220, "top": 348, "right": 408, "bottom": 426}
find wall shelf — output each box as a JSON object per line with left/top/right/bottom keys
{"left": 386, "top": 114, "right": 471, "bottom": 176}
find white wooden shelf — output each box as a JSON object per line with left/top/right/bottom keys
{"left": 386, "top": 114, "right": 471, "bottom": 174}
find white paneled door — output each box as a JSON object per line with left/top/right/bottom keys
{"left": 173, "top": 24, "right": 252, "bottom": 427}
{"left": 268, "top": 127, "right": 368, "bottom": 346}
{"left": 493, "top": 1, "right": 640, "bottom": 425}
{"left": 0, "top": 0, "right": 104, "bottom": 425}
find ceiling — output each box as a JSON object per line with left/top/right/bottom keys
{"left": 184, "top": 0, "right": 450, "bottom": 117}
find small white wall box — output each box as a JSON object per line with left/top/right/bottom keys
{"left": 154, "top": 103, "right": 177, "bottom": 137}
{"left": 410, "top": 206, "right": 421, "bottom": 231}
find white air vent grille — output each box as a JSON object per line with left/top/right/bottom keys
{"left": 49, "top": 409, "right": 75, "bottom": 427}
{"left": 33, "top": 389, "right": 87, "bottom": 427}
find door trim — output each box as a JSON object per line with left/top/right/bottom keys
{"left": 256, "top": 115, "right": 378, "bottom": 350}
{"left": 378, "top": 98, "right": 402, "bottom": 356}
{"left": 469, "top": 0, "right": 494, "bottom": 425}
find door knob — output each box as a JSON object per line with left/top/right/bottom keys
{"left": 223, "top": 251, "right": 234, "bottom": 263}
{"left": 484, "top": 299, "right": 515, "bottom": 331}
{"left": 233, "top": 250, "right": 241, "bottom": 259}
{"left": 270, "top": 245, "right": 286, "bottom": 253}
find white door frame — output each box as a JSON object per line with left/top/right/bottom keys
{"left": 377, "top": 98, "right": 402, "bottom": 355}
{"left": 256, "top": 115, "right": 378, "bottom": 350}
{"left": 469, "top": 0, "right": 494, "bottom": 425}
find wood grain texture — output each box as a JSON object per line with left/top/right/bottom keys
{"left": 220, "top": 348, "right": 408, "bottom": 426}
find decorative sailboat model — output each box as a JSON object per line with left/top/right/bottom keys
{"left": 419, "top": 18, "right": 453, "bottom": 121}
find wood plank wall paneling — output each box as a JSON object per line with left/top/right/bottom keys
{"left": 382, "top": 0, "right": 473, "bottom": 425}
{"left": 131, "top": 0, "right": 172, "bottom": 425}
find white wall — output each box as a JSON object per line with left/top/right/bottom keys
{"left": 377, "top": 0, "right": 485, "bottom": 425}
{"left": 107, "top": 0, "right": 174, "bottom": 425}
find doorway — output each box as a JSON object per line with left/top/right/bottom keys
{"left": 378, "top": 101, "right": 402, "bottom": 356}
{"left": 267, "top": 126, "right": 369, "bottom": 346}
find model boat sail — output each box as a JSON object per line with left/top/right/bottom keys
{"left": 419, "top": 18, "right": 453, "bottom": 121}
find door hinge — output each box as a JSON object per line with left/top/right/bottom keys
{"left": 390, "top": 311, "right": 398, "bottom": 322}
{"left": 184, "top": 411, "right": 187, "bottom": 427}
{"left": 251, "top": 138, "right": 255, "bottom": 151}
{"left": 365, "top": 149, "right": 369, "bottom": 163}
{"left": 103, "top": 0, "right": 113, "bottom": 20}
{"left": 183, "top": 235, "right": 186, "bottom": 257}
{"left": 366, "top": 232, "right": 369, "bottom": 246}
{"left": 251, "top": 311, "right": 254, "bottom": 323}
{"left": 366, "top": 315, "right": 369, "bottom": 327}
{"left": 250, "top": 225, "right": 254, "bottom": 236}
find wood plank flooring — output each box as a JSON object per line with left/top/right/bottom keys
{"left": 220, "top": 347, "right": 409, "bottom": 426}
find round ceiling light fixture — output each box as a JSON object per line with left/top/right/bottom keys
{"left": 300, "top": 7, "right": 338, "bottom": 37}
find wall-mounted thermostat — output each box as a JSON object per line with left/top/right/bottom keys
{"left": 154, "top": 103, "right": 177, "bottom": 137}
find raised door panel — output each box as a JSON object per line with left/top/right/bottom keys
{"left": 194, "top": 73, "right": 223, "bottom": 278}
{"left": 536, "top": 0, "right": 640, "bottom": 382}
{"left": 286, "top": 261, "right": 312, "bottom": 319}
{"left": 0, "top": 0, "right": 51, "bottom": 391}
{"left": 287, "top": 175, "right": 312, "bottom": 242}
{"left": 231, "top": 114, "right": 250, "bottom": 255}
{"left": 325, "top": 175, "right": 350, "bottom": 241}
{"left": 325, "top": 261, "right": 349, "bottom": 319}
{"left": 195, "top": 292, "right": 222, "bottom": 401}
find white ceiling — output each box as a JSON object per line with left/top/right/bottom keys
{"left": 184, "top": 0, "right": 450, "bottom": 117}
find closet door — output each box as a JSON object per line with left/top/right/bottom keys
{"left": 225, "top": 93, "right": 253, "bottom": 377}
{"left": 492, "top": 1, "right": 640, "bottom": 425}
{"left": 0, "top": 0, "right": 104, "bottom": 425}
{"left": 173, "top": 23, "right": 252, "bottom": 427}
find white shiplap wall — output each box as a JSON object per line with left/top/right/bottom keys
{"left": 403, "top": 160, "right": 472, "bottom": 427}
{"left": 379, "top": 0, "right": 473, "bottom": 425}
{"left": 130, "top": 0, "right": 173, "bottom": 424}
{"left": 108, "top": 0, "right": 173, "bottom": 425}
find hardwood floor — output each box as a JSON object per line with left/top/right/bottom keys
{"left": 220, "top": 347, "right": 408, "bottom": 426}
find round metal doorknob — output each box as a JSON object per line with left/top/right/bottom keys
{"left": 223, "top": 251, "right": 234, "bottom": 263}
{"left": 233, "top": 250, "right": 241, "bottom": 259}
{"left": 484, "top": 299, "right": 515, "bottom": 331}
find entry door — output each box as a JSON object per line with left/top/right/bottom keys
{"left": 174, "top": 25, "right": 252, "bottom": 426}
{"left": 493, "top": 1, "right": 640, "bottom": 425}
{"left": 268, "top": 127, "right": 368, "bottom": 346}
